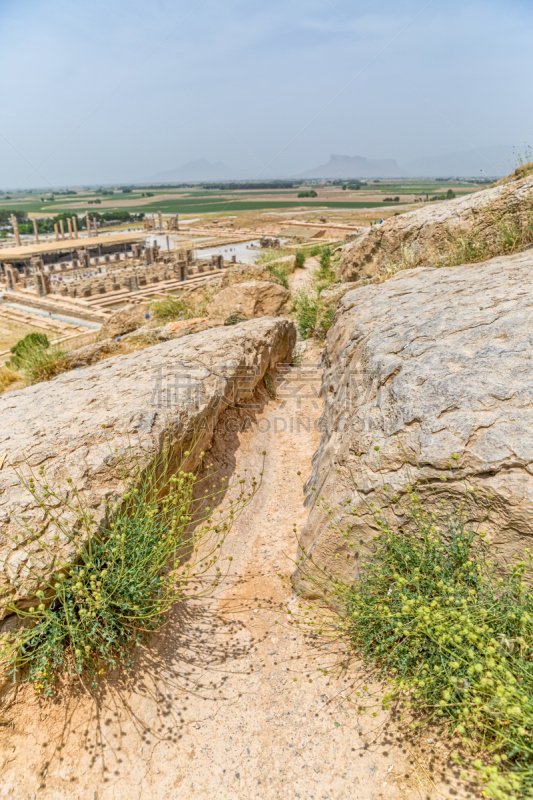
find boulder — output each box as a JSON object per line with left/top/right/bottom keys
{"left": 97, "top": 304, "right": 148, "bottom": 339}
{"left": 0, "top": 318, "right": 296, "bottom": 618}
{"left": 294, "top": 250, "right": 533, "bottom": 591}
{"left": 319, "top": 281, "right": 363, "bottom": 308}
{"left": 206, "top": 281, "right": 290, "bottom": 320}
{"left": 164, "top": 317, "right": 220, "bottom": 337}
{"left": 220, "top": 263, "right": 284, "bottom": 289}
{"left": 338, "top": 172, "right": 533, "bottom": 282}
{"left": 63, "top": 339, "right": 120, "bottom": 369}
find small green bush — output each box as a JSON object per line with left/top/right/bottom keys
{"left": 149, "top": 295, "right": 193, "bottom": 322}
{"left": 2, "top": 441, "right": 261, "bottom": 695}
{"left": 293, "top": 288, "right": 319, "bottom": 339}
{"left": 8, "top": 332, "right": 66, "bottom": 385}
{"left": 298, "top": 478, "right": 533, "bottom": 799}
{"left": 266, "top": 265, "right": 290, "bottom": 288}
{"left": 9, "top": 332, "right": 50, "bottom": 368}
{"left": 294, "top": 251, "right": 306, "bottom": 270}
{"left": 316, "top": 248, "right": 336, "bottom": 292}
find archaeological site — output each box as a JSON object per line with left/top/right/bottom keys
{"left": 1, "top": 3, "right": 532, "bottom": 799}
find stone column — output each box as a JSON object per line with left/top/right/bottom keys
{"left": 86, "top": 212, "right": 91, "bottom": 237}
{"left": 72, "top": 216, "right": 78, "bottom": 238}
{"left": 77, "top": 250, "right": 90, "bottom": 270}
{"left": 32, "top": 218, "right": 40, "bottom": 243}
{"left": 5, "top": 265, "right": 16, "bottom": 291}
{"left": 59, "top": 219, "right": 65, "bottom": 240}
{"left": 30, "top": 256, "right": 44, "bottom": 274}
{"left": 67, "top": 218, "right": 73, "bottom": 239}
{"left": 92, "top": 218, "right": 98, "bottom": 237}
{"left": 151, "top": 213, "right": 156, "bottom": 231}
{"left": 158, "top": 211, "right": 163, "bottom": 230}
{"left": 10, "top": 215, "right": 21, "bottom": 247}
{"left": 35, "top": 271, "right": 47, "bottom": 297}
{"left": 54, "top": 223, "right": 59, "bottom": 241}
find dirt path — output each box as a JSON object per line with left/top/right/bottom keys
{"left": 0, "top": 352, "right": 465, "bottom": 800}
{"left": 289, "top": 256, "right": 319, "bottom": 292}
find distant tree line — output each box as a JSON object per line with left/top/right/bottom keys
{"left": 201, "top": 181, "right": 299, "bottom": 190}
{"left": 1, "top": 209, "right": 144, "bottom": 235}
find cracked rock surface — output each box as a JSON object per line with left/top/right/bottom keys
{"left": 0, "top": 317, "right": 295, "bottom": 616}
{"left": 295, "top": 250, "right": 533, "bottom": 586}
{"left": 338, "top": 172, "right": 533, "bottom": 281}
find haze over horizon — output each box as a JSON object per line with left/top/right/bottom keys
{"left": 1, "top": 0, "right": 532, "bottom": 189}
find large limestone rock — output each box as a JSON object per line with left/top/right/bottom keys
{"left": 319, "top": 281, "right": 363, "bottom": 308}
{"left": 97, "top": 304, "right": 148, "bottom": 340}
{"left": 294, "top": 250, "right": 533, "bottom": 590}
{"left": 338, "top": 172, "right": 533, "bottom": 282}
{"left": 0, "top": 317, "right": 296, "bottom": 618}
{"left": 220, "top": 263, "right": 284, "bottom": 288}
{"left": 206, "top": 281, "right": 290, "bottom": 320}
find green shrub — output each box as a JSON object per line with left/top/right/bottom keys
{"left": 264, "top": 371, "right": 277, "bottom": 398}
{"left": 21, "top": 345, "right": 67, "bottom": 385}
{"left": 293, "top": 288, "right": 319, "bottom": 339}
{"left": 149, "top": 295, "right": 193, "bottom": 322}
{"left": 2, "top": 441, "right": 261, "bottom": 695}
{"left": 315, "top": 248, "right": 336, "bottom": 292}
{"left": 256, "top": 248, "right": 291, "bottom": 266}
{"left": 9, "top": 332, "right": 50, "bottom": 368}
{"left": 297, "top": 478, "right": 533, "bottom": 799}
{"left": 294, "top": 251, "right": 306, "bottom": 270}
{"left": 266, "top": 265, "right": 290, "bottom": 288}
{"left": 8, "top": 333, "right": 66, "bottom": 385}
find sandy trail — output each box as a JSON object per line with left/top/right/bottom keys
{"left": 0, "top": 353, "right": 466, "bottom": 800}
{"left": 289, "top": 256, "right": 319, "bottom": 292}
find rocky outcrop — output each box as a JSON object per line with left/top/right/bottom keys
{"left": 0, "top": 317, "right": 296, "bottom": 617}
{"left": 319, "top": 281, "right": 364, "bottom": 308}
{"left": 206, "top": 281, "right": 290, "bottom": 320}
{"left": 294, "top": 250, "right": 533, "bottom": 590}
{"left": 63, "top": 339, "right": 121, "bottom": 368}
{"left": 97, "top": 304, "right": 148, "bottom": 340}
{"left": 338, "top": 172, "right": 533, "bottom": 281}
{"left": 220, "top": 263, "right": 284, "bottom": 288}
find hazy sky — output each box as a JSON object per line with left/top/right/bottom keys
{"left": 1, "top": 0, "right": 532, "bottom": 187}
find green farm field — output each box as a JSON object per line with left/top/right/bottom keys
{"left": 0, "top": 179, "right": 480, "bottom": 222}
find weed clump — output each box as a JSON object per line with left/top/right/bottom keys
{"left": 7, "top": 332, "right": 66, "bottom": 385}
{"left": 149, "top": 295, "right": 194, "bottom": 322}
{"left": 298, "top": 480, "right": 533, "bottom": 799}
{"left": 9, "top": 332, "right": 50, "bottom": 368}
{"left": 224, "top": 312, "right": 248, "bottom": 325}
{"left": 0, "top": 364, "right": 19, "bottom": 392}
{"left": 1, "top": 442, "right": 260, "bottom": 695}
{"left": 294, "top": 251, "right": 306, "bottom": 270}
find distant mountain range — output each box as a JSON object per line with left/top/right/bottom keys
{"left": 298, "top": 154, "right": 403, "bottom": 179}
{"left": 297, "top": 147, "right": 512, "bottom": 179}
{"left": 144, "top": 146, "right": 514, "bottom": 184}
